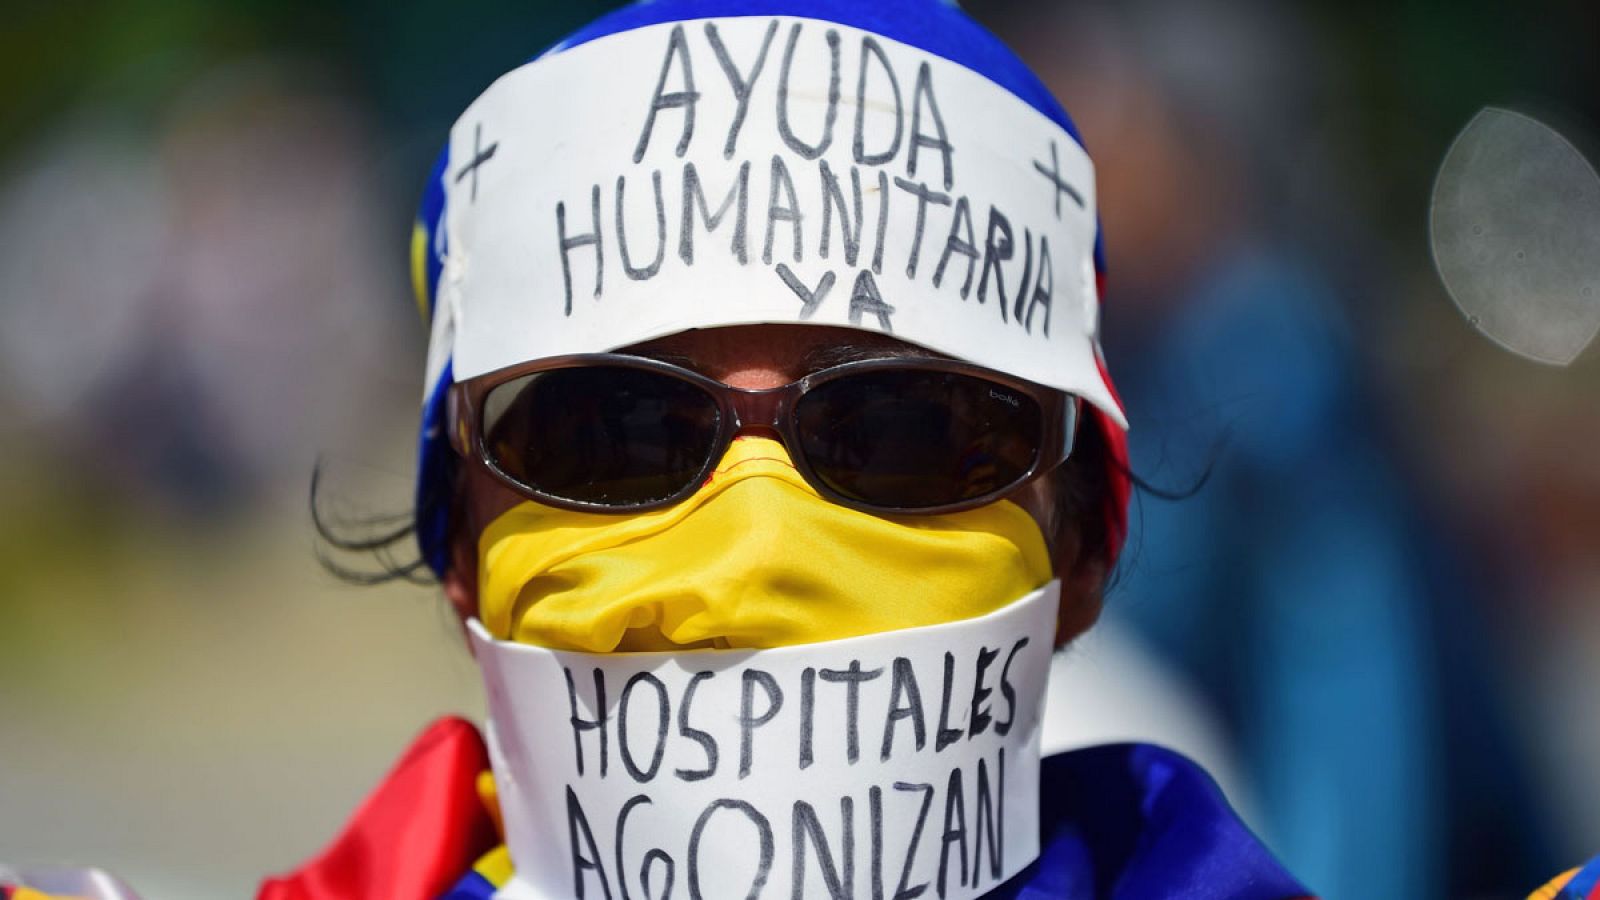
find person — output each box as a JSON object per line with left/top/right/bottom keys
{"left": 249, "top": 2, "right": 1326, "bottom": 898}
{"left": 0, "top": 5, "right": 1586, "bottom": 899}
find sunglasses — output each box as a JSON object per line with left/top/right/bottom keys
{"left": 449, "top": 353, "right": 1079, "bottom": 516}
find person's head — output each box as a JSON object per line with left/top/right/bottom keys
{"left": 408, "top": 0, "right": 1131, "bottom": 652}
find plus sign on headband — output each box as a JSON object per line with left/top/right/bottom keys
{"left": 412, "top": 0, "right": 1131, "bottom": 577}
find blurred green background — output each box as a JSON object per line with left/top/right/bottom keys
{"left": 1, "top": 1, "right": 1597, "bottom": 897}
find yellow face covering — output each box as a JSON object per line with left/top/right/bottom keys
{"left": 478, "top": 436, "right": 1053, "bottom": 652}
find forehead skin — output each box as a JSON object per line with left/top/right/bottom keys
{"left": 627, "top": 323, "right": 938, "bottom": 385}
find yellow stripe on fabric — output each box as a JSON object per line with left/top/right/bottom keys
{"left": 471, "top": 771, "right": 514, "bottom": 887}
{"left": 1527, "top": 867, "right": 1578, "bottom": 900}
{"left": 471, "top": 844, "right": 514, "bottom": 888}
{"left": 476, "top": 769, "right": 504, "bottom": 839}
{"left": 410, "top": 219, "right": 431, "bottom": 322}
{"left": 9, "top": 889, "right": 78, "bottom": 900}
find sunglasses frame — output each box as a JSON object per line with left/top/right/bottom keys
{"left": 448, "top": 352, "right": 1079, "bottom": 517}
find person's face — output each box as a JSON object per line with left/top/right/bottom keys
{"left": 443, "top": 324, "right": 1107, "bottom": 644}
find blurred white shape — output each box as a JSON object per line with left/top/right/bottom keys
{"left": 0, "top": 120, "right": 169, "bottom": 425}
{"left": 0, "top": 864, "right": 143, "bottom": 900}
{"left": 1430, "top": 107, "right": 1600, "bottom": 365}
{"left": 1043, "top": 617, "right": 1258, "bottom": 828}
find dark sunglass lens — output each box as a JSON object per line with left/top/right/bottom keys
{"left": 482, "top": 366, "right": 720, "bottom": 506}
{"left": 794, "top": 369, "right": 1043, "bottom": 509}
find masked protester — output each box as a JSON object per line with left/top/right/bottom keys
{"left": 256, "top": 2, "right": 1323, "bottom": 898}
{"left": 0, "top": 6, "right": 1587, "bottom": 900}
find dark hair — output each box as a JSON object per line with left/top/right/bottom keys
{"left": 1052, "top": 419, "right": 1113, "bottom": 573}
{"left": 310, "top": 460, "right": 437, "bottom": 585}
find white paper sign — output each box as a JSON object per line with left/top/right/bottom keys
{"left": 430, "top": 17, "right": 1124, "bottom": 428}
{"left": 470, "top": 582, "right": 1059, "bottom": 900}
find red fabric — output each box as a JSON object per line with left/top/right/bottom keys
{"left": 257, "top": 717, "right": 496, "bottom": 900}
{"left": 1091, "top": 270, "right": 1132, "bottom": 568}
{"left": 1091, "top": 349, "right": 1131, "bottom": 568}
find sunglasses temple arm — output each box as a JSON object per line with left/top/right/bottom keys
{"left": 1062, "top": 400, "right": 1081, "bottom": 463}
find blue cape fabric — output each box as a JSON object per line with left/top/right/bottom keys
{"left": 441, "top": 743, "right": 1313, "bottom": 899}
{"left": 991, "top": 744, "right": 1313, "bottom": 899}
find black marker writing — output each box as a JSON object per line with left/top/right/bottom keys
{"left": 871, "top": 169, "right": 890, "bottom": 274}
{"left": 776, "top": 24, "right": 841, "bottom": 160}
{"left": 641, "top": 849, "right": 675, "bottom": 900}
{"left": 971, "top": 751, "right": 1002, "bottom": 884}
{"left": 634, "top": 24, "right": 700, "bottom": 163}
{"left": 1032, "top": 140, "right": 1085, "bottom": 218}
{"left": 558, "top": 185, "right": 603, "bottom": 315}
{"left": 893, "top": 781, "right": 935, "bottom": 900}
{"left": 568, "top": 786, "right": 615, "bottom": 899}
{"left": 967, "top": 645, "right": 1000, "bottom": 741}
{"left": 775, "top": 264, "right": 836, "bottom": 320}
{"left": 763, "top": 154, "right": 803, "bottom": 265}
{"left": 882, "top": 656, "right": 928, "bottom": 761}
{"left": 854, "top": 37, "right": 903, "bottom": 166}
{"left": 454, "top": 122, "right": 498, "bottom": 203}
{"left": 615, "top": 794, "right": 658, "bottom": 900}
{"left": 995, "top": 637, "right": 1030, "bottom": 736}
{"left": 799, "top": 666, "right": 817, "bottom": 770}
{"left": 681, "top": 161, "right": 751, "bottom": 266}
{"left": 977, "top": 206, "right": 1014, "bottom": 320}
{"left": 937, "top": 766, "right": 969, "bottom": 896}
{"left": 932, "top": 195, "right": 977, "bottom": 299}
{"left": 819, "top": 659, "right": 885, "bottom": 764}
{"left": 818, "top": 160, "right": 864, "bottom": 267}
{"left": 566, "top": 665, "right": 609, "bottom": 778}
{"left": 892, "top": 177, "right": 951, "bottom": 279}
{"left": 1012, "top": 227, "right": 1034, "bottom": 325}
{"left": 688, "top": 800, "right": 774, "bottom": 900}
{"left": 907, "top": 61, "right": 955, "bottom": 190}
{"left": 869, "top": 786, "right": 885, "bottom": 900}
{"left": 676, "top": 670, "right": 719, "bottom": 781}
{"left": 848, "top": 268, "right": 895, "bottom": 331}
{"left": 739, "top": 669, "right": 784, "bottom": 778}
{"left": 616, "top": 170, "right": 667, "bottom": 282}
{"left": 793, "top": 797, "right": 855, "bottom": 899}
{"left": 706, "top": 20, "right": 778, "bottom": 160}
{"left": 618, "top": 671, "right": 669, "bottom": 783}
{"left": 935, "top": 651, "right": 963, "bottom": 751}
{"left": 1025, "top": 236, "right": 1053, "bottom": 336}
{"left": 549, "top": 18, "right": 1075, "bottom": 348}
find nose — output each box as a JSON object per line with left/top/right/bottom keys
{"left": 724, "top": 385, "right": 788, "bottom": 444}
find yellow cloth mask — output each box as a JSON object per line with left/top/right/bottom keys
{"left": 478, "top": 436, "right": 1054, "bottom": 652}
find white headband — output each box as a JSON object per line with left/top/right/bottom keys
{"left": 427, "top": 16, "right": 1125, "bottom": 427}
